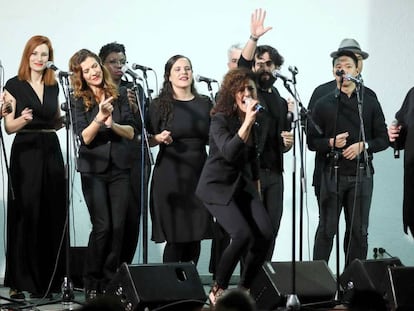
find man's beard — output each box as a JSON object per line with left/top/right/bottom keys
{"left": 256, "top": 70, "right": 276, "bottom": 90}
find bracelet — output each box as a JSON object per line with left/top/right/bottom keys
{"left": 93, "top": 117, "right": 104, "bottom": 126}
{"left": 249, "top": 35, "right": 259, "bottom": 42}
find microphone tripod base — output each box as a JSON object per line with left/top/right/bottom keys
{"left": 285, "top": 294, "right": 301, "bottom": 310}
{"left": 61, "top": 276, "right": 75, "bottom": 304}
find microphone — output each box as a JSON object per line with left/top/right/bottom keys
{"left": 271, "top": 70, "right": 292, "bottom": 83}
{"left": 335, "top": 69, "right": 345, "bottom": 77}
{"left": 121, "top": 65, "right": 142, "bottom": 81}
{"left": 344, "top": 73, "right": 363, "bottom": 85}
{"left": 391, "top": 119, "right": 400, "bottom": 159}
{"left": 373, "top": 247, "right": 378, "bottom": 259}
{"left": 243, "top": 98, "right": 264, "bottom": 112}
{"left": 288, "top": 66, "right": 298, "bottom": 75}
{"left": 378, "top": 247, "right": 393, "bottom": 258}
{"left": 286, "top": 111, "right": 294, "bottom": 131}
{"left": 46, "top": 61, "right": 73, "bottom": 77}
{"left": 195, "top": 75, "right": 218, "bottom": 83}
{"left": 131, "top": 63, "right": 153, "bottom": 71}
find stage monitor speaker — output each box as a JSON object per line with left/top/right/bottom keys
{"left": 340, "top": 257, "right": 403, "bottom": 297}
{"left": 387, "top": 266, "right": 414, "bottom": 311}
{"left": 106, "top": 262, "right": 207, "bottom": 311}
{"left": 250, "top": 260, "right": 337, "bottom": 310}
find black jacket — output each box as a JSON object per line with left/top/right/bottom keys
{"left": 196, "top": 113, "right": 260, "bottom": 205}
{"left": 71, "top": 87, "right": 136, "bottom": 173}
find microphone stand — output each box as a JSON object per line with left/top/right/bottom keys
{"left": 206, "top": 82, "right": 216, "bottom": 105}
{"left": 135, "top": 69, "right": 154, "bottom": 264}
{"left": 278, "top": 76, "right": 304, "bottom": 311}
{"left": 330, "top": 80, "right": 344, "bottom": 303}
{"left": 58, "top": 75, "right": 77, "bottom": 305}
{"left": 0, "top": 65, "right": 15, "bottom": 202}
{"left": 0, "top": 63, "right": 27, "bottom": 307}
{"left": 344, "top": 77, "right": 370, "bottom": 267}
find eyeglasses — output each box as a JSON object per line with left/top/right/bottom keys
{"left": 106, "top": 59, "right": 127, "bottom": 66}
{"left": 256, "top": 60, "right": 274, "bottom": 68}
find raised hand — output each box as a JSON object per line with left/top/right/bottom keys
{"left": 250, "top": 8, "right": 273, "bottom": 39}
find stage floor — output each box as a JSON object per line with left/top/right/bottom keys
{"left": 0, "top": 286, "right": 84, "bottom": 311}
{"left": 0, "top": 285, "right": 349, "bottom": 311}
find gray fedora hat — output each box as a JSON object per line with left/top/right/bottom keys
{"left": 330, "top": 38, "right": 369, "bottom": 59}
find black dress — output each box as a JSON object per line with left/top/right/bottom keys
{"left": 149, "top": 96, "right": 213, "bottom": 243}
{"left": 4, "top": 77, "right": 66, "bottom": 294}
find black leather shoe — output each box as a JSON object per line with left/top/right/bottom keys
{"left": 85, "top": 289, "right": 98, "bottom": 302}
{"left": 9, "top": 289, "right": 25, "bottom": 300}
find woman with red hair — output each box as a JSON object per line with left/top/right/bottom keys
{"left": 3, "top": 35, "right": 66, "bottom": 299}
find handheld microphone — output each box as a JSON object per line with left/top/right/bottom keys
{"left": 131, "top": 63, "right": 153, "bottom": 71}
{"left": 344, "top": 73, "right": 363, "bottom": 85}
{"left": 121, "top": 65, "right": 143, "bottom": 81}
{"left": 391, "top": 119, "right": 400, "bottom": 159}
{"left": 46, "top": 61, "right": 73, "bottom": 77}
{"left": 286, "top": 111, "right": 294, "bottom": 131}
{"left": 195, "top": 75, "right": 218, "bottom": 83}
{"left": 271, "top": 70, "right": 292, "bottom": 83}
{"left": 243, "top": 98, "right": 264, "bottom": 112}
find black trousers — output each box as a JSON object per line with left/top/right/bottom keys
{"left": 204, "top": 191, "right": 273, "bottom": 289}
{"left": 81, "top": 166, "right": 130, "bottom": 291}
{"left": 313, "top": 169, "right": 373, "bottom": 266}
{"left": 120, "top": 154, "right": 151, "bottom": 264}
{"left": 259, "top": 169, "right": 284, "bottom": 260}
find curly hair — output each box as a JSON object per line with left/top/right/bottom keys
{"left": 212, "top": 68, "right": 256, "bottom": 116}
{"left": 254, "top": 45, "right": 284, "bottom": 67}
{"left": 69, "top": 49, "right": 118, "bottom": 111}
{"left": 98, "top": 42, "right": 126, "bottom": 63}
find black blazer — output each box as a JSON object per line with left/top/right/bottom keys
{"left": 196, "top": 112, "right": 260, "bottom": 205}
{"left": 71, "top": 87, "right": 136, "bottom": 173}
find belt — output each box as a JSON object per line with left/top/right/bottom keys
{"left": 19, "top": 129, "right": 56, "bottom": 133}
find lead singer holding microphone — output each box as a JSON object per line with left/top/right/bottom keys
{"left": 196, "top": 68, "right": 273, "bottom": 306}
{"left": 68, "top": 49, "right": 135, "bottom": 301}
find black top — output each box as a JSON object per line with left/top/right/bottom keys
{"left": 196, "top": 112, "right": 260, "bottom": 205}
{"left": 307, "top": 89, "right": 388, "bottom": 176}
{"left": 308, "top": 79, "right": 378, "bottom": 112}
{"left": 149, "top": 95, "right": 213, "bottom": 242}
{"left": 394, "top": 87, "right": 414, "bottom": 233}
{"left": 308, "top": 79, "right": 379, "bottom": 187}
{"left": 238, "top": 55, "right": 290, "bottom": 173}
{"left": 71, "top": 87, "right": 136, "bottom": 173}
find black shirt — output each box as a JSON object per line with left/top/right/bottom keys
{"left": 308, "top": 89, "right": 388, "bottom": 176}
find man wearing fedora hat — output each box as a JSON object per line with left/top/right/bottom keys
{"left": 308, "top": 39, "right": 377, "bottom": 205}
{"left": 307, "top": 50, "right": 388, "bottom": 266}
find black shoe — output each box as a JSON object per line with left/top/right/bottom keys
{"left": 85, "top": 289, "right": 98, "bottom": 302}
{"left": 9, "top": 289, "right": 25, "bottom": 300}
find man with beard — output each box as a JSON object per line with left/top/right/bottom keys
{"left": 237, "top": 8, "right": 293, "bottom": 260}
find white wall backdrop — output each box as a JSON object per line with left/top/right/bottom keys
{"left": 0, "top": 0, "right": 413, "bottom": 278}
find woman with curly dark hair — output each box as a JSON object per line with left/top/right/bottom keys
{"left": 148, "top": 54, "right": 213, "bottom": 265}
{"left": 196, "top": 67, "right": 273, "bottom": 305}
{"left": 68, "top": 49, "right": 135, "bottom": 301}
